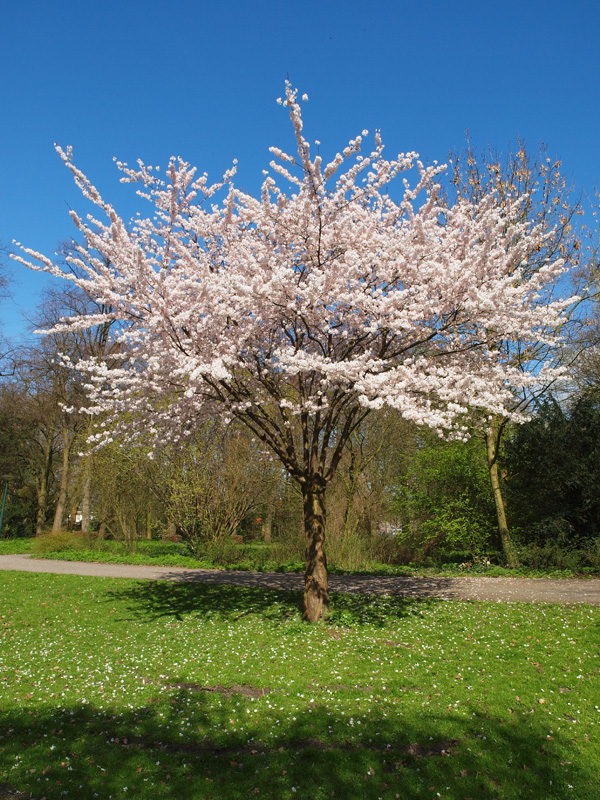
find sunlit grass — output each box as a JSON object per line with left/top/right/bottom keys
{"left": 0, "top": 538, "right": 35, "bottom": 554}
{"left": 2, "top": 535, "right": 595, "bottom": 577}
{"left": 1, "top": 572, "right": 599, "bottom": 798}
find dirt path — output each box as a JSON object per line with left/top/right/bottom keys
{"left": 1, "top": 553, "right": 600, "bottom": 603}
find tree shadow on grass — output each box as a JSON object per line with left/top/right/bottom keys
{"left": 107, "top": 580, "right": 437, "bottom": 627}
{"left": 108, "top": 581, "right": 305, "bottom": 623}
{"left": 0, "top": 697, "right": 595, "bottom": 799}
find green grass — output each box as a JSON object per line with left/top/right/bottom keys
{"left": 29, "top": 547, "right": 220, "bottom": 569}
{"left": 3, "top": 535, "right": 596, "bottom": 577}
{"left": 30, "top": 535, "right": 307, "bottom": 573}
{"left": 1, "top": 572, "right": 599, "bottom": 799}
{"left": 0, "top": 538, "right": 35, "bottom": 555}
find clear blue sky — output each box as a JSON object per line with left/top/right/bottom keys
{"left": 1, "top": 0, "right": 599, "bottom": 338}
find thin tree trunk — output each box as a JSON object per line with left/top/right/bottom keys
{"left": 302, "top": 480, "right": 330, "bottom": 622}
{"left": 81, "top": 457, "right": 91, "bottom": 533}
{"left": 485, "top": 419, "right": 520, "bottom": 567}
{"left": 340, "top": 449, "right": 358, "bottom": 560}
{"left": 262, "top": 506, "right": 273, "bottom": 543}
{"left": 52, "top": 424, "right": 72, "bottom": 533}
{"left": 68, "top": 503, "right": 78, "bottom": 528}
{"left": 36, "top": 434, "right": 54, "bottom": 537}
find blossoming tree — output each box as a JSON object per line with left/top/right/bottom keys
{"left": 15, "top": 84, "right": 571, "bottom": 620}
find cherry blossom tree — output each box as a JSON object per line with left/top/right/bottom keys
{"left": 14, "top": 84, "right": 573, "bottom": 620}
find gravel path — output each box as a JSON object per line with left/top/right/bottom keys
{"left": 2, "top": 553, "right": 600, "bottom": 603}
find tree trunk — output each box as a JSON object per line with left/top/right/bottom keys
{"left": 262, "top": 503, "right": 273, "bottom": 543}
{"left": 302, "top": 480, "right": 330, "bottom": 622}
{"left": 36, "top": 434, "right": 54, "bottom": 537}
{"left": 262, "top": 475, "right": 280, "bottom": 544}
{"left": 68, "top": 503, "right": 78, "bottom": 528}
{"left": 485, "top": 420, "right": 520, "bottom": 567}
{"left": 340, "top": 449, "right": 358, "bottom": 562}
{"left": 52, "top": 424, "right": 72, "bottom": 533}
{"left": 81, "top": 458, "right": 92, "bottom": 533}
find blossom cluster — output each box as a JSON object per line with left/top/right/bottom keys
{"left": 13, "top": 82, "right": 573, "bottom": 461}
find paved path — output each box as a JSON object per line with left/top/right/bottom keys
{"left": 1, "top": 553, "right": 600, "bottom": 603}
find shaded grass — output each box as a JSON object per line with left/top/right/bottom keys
{"left": 2, "top": 702, "right": 592, "bottom": 800}
{"left": 1, "top": 572, "right": 600, "bottom": 798}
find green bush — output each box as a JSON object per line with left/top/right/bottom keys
{"left": 135, "top": 540, "right": 192, "bottom": 558}
{"left": 392, "top": 433, "right": 497, "bottom": 559}
{"left": 32, "top": 531, "right": 98, "bottom": 554}
{"left": 0, "top": 538, "right": 35, "bottom": 555}
{"left": 515, "top": 541, "right": 588, "bottom": 572}
{"left": 583, "top": 538, "right": 600, "bottom": 571}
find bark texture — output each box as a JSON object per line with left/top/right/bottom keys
{"left": 262, "top": 503, "right": 273, "bottom": 544}
{"left": 485, "top": 419, "right": 520, "bottom": 567}
{"left": 52, "top": 425, "right": 73, "bottom": 533}
{"left": 302, "top": 481, "right": 330, "bottom": 622}
{"left": 80, "top": 458, "right": 91, "bottom": 533}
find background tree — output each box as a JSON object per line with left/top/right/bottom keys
{"left": 38, "top": 246, "right": 119, "bottom": 533}
{"left": 15, "top": 85, "right": 573, "bottom": 620}
{"left": 91, "top": 440, "right": 162, "bottom": 543}
{"left": 32, "top": 302, "right": 86, "bottom": 534}
{"left": 0, "top": 379, "right": 41, "bottom": 537}
{"left": 447, "top": 138, "right": 584, "bottom": 565}
{"left": 504, "top": 395, "right": 600, "bottom": 548}
{"left": 392, "top": 431, "right": 497, "bottom": 561}
{"left": 0, "top": 241, "right": 15, "bottom": 377}
{"left": 568, "top": 195, "right": 600, "bottom": 395}
{"left": 3, "top": 350, "right": 61, "bottom": 536}
{"left": 24, "top": 282, "right": 116, "bottom": 533}
{"left": 325, "top": 410, "right": 416, "bottom": 567}
{"left": 0, "top": 241, "right": 9, "bottom": 303}
{"left": 156, "top": 421, "right": 276, "bottom": 555}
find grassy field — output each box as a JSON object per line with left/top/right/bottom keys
{"left": 0, "top": 572, "right": 599, "bottom": 799}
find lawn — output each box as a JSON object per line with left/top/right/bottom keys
{"left": 2, "top": 536, "right": 594, "bottom": 578}
{"left": 0, "top": 572, "right": 599, "bottom": 799}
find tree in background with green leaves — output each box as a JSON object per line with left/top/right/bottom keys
{"left": 392, "top": 431, "right": 497, "bottom": 561}
{"left": 504, "top": 396, "right": 600, "bottom": 553}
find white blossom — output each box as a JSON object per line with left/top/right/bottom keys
{"left": 13, "top": 81, "right": 572, "bottom": 474}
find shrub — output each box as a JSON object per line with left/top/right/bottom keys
{"left": 392, "top": 433, "right": 497, "bottom": 559}
{"left": 583, "top": 538, "right": 600, "bottom": 571}
{"left": 515, "top": 541, "right": 587, "bottom": 572}
{"left": 32, "top": 530, "right": 98, "bottom": 554}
